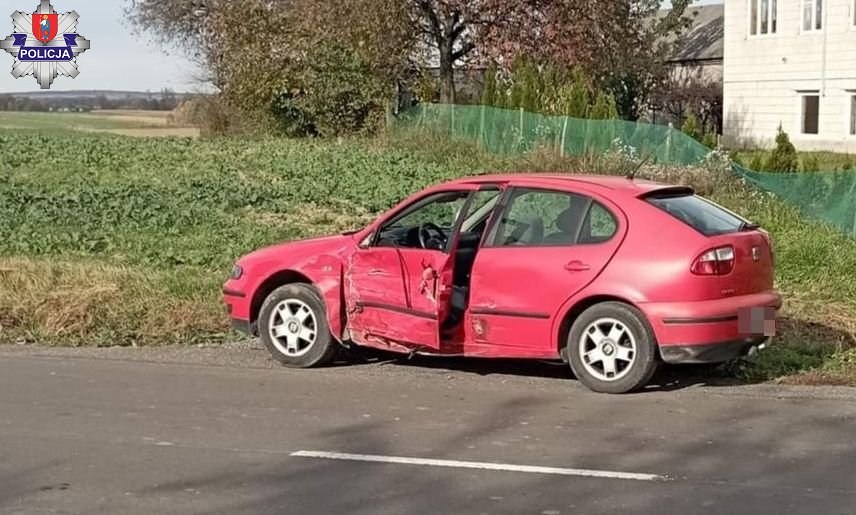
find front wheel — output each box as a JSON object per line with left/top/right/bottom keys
{"left": 567, "top": 302, "right": 659, "bottom": 394}
{"left": 258, "top": 283, "right": 337, "bottom": 368}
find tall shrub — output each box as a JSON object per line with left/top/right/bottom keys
{"left": 484, "top": 62, "right": 618, "bottom": 120}
{"left": 482, "top": 63, "right": 498, "bottom": 107}
{"left": 589, "top": 91, "right": 618, "bottom": 120}
{"left": 765, "top": 126, "right": 799, "bottom": 173}
{"left": 681, "top": 112, "right": 701, "bottom": 141}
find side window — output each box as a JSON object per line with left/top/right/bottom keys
{"left": 492, "top": 189, "right": 582, "bottom": 247}
{"left": 491, "top": 188, "right": 618, "bottom": 247}
{"left": 579, "top": 202, "right": 618, "bottom": 244}
{"left": 460, "top": 188, "right": 502, "bottom": 237}
{"left": 375, "top": 191, "right": 470, "bottom": 249}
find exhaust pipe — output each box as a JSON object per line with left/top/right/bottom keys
{"left": 746, "top": 340, "right": 769, "bottom": 359}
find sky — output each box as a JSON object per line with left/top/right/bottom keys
{"left": 0, "top": 0, "right": 724, "bottom": 94}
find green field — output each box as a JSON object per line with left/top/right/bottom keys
{"left": 0, "top": 110, "right": 199, "bottom": 137}
{"left": 1, "top": 128, "right": 854, "bottom": 385}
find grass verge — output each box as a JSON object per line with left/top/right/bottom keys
{"left": 0, "top": 258, "right": 227, "bottom": 346}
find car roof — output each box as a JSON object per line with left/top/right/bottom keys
{"left": 446, "top": 173, "right": 685, "bottom": 197}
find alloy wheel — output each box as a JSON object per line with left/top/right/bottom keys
{"left": 578, "top": 317, "right": 637, "bottom": 382}
{"left": 268, "top": 298, "right": 318, "bottom": 358}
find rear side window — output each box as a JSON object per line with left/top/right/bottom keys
{"left": 646, "top": 194, "right": 748, "bottom": 236}
{"left": 489, "top": 188, "right": 618, "bottom": 247}
{"left": 581, "top": 202, "right": 618, "bottom": 244}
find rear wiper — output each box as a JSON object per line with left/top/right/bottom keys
{"left": 739, "top": 221, "right": 761, "bottom": 231}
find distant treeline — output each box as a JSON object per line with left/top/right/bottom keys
{"left": 0, "top": 89, "right": 186, "bottom": 112}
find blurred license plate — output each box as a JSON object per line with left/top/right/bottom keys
{"left": 738, "top": 307, "right": 777, "bottom": 337}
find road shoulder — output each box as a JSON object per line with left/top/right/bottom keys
{"left": 1, "top": 342, "right": 855, "bottom": 402}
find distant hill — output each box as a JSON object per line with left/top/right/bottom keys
{"left": 0, "top": 90, "right": 199, "bottom": 101}
{"left": 0, "top": 90, "right": 205, "bottom": 112}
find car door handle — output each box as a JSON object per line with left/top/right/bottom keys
{"left": 564, "top": 261, "right": 591, "bottom": 272}
{"left": 368, "top": 269, "right": 388, "bottom": 276}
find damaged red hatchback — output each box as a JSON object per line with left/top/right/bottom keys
{"left": 223, "top": 175, "right": 782, "bottom": 393}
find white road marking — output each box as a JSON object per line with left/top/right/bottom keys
{"left": 291, "top": 450, "right": 666, "bottom": 482}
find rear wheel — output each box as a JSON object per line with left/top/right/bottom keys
{"left": 567, "top": 302, "right": 659, "bottom": 394}
{"left": 258, "top": 284, "right": 337, "bottom": 368}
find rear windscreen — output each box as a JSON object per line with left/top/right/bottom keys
{"left": 646, "top": 194, "right": 748, "bottom": 236}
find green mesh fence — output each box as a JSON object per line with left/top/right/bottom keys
{"left": 739, "top": 165, "right": 856, "bottom": 237}
{"left": 392, "top": 103, "right": 856, "bottom": 237}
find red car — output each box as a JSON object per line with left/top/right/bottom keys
{"left": 223, "top": 175, "right": 781, "bottom": 393}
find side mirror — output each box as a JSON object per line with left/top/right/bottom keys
{"left": 359, "top": 232, "right": 374, "bottom": 249}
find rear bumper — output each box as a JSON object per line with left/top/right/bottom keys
{"left": 641, "top": 291, "right": 782, "bottom": 364}
{"left": 660, "top": 337, "right": 769, "bottom": 364}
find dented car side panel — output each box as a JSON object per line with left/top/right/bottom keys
{"left": 224, "top": 235, "right": 354, "bottom": 339}
{"left": 343, "top": 247, "right": 429, "bottom": 348}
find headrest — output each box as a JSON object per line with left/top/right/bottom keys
{"left": 555, "top": 207, "right": 577, "bottom": 234}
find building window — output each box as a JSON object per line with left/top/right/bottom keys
{"left": 850, "top": 95, "right": 856, "bottom": 136}
{"left": 750, "top": 0, "right": 778, "bottom": 35}
{"left": 801, "top": 94, "right": 820, "bottom": 135}
{"left": 802, "top": 0, "right": 823, "bottom": 32}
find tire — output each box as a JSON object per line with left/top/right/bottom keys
{"left": 567, "top": 302, "right": 659, "bottom": 394}
{"left": 258, "top": 283, "right": 338, "bottom": 368}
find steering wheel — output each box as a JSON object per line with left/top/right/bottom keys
{"left": 418, "top": 222, "right": 446, "bottom": 250}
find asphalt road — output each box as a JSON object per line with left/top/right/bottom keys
{"left": 1, "top": 345, "right": 855, "bottom": 515}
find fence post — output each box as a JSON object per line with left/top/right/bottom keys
{"left": 479, "top": 104, "right": 486, "bottom": 147}
{"left": 850, "top": 178, "right": 856, "bottom": 238}
{"left": 450, "top": 104, "right": 455, "bottom": 135}
{"left": 519, "top": 107, "right": 524, "bottom": 138}
{"left": 560, "top": 117, "right": 568, "bottom": 157}
{"left": 666, "top": 122, "right": 674, "bottom": 163}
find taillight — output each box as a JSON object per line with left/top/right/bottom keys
{"left": 691, "top": 246, "right": 735, "bottom": 275}
{"left": 762, "top": 231, "right": 775, "bottom": 266}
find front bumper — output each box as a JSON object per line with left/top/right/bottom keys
{"left": 231, "top": 318, "right": 253, "bottom": 336}
{"left": 224, "top": 281, "right": 256, "bottom": 336}
{"left": 223, "top": 277, "right": 253, "bottom": 322}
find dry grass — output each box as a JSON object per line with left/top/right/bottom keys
{"left": 784, "top": 295, "right": 856, "bottom": 347}
{"left": 93, "top": 110, "right": 172, "bottom": 120}
{"left": 81, "top": 127, "right": 201, "bottom": 138}
{"left": 243, "top": 203, "right": 374, "bottom": 234}
{"left": 0, "top": 258, "right": 227, "bottom": 346}
{"left": 778, "top": 368, "right": 856, "bottom": 387}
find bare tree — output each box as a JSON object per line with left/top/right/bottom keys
{"left": 650, "top": 72, "right": 723, "bottom": 133}
{"left": 408, "top": 0, "right": 692, "bottom": 113}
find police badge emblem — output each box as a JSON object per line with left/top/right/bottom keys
{"left": 1, "top": 1, "right": 90, "bottom": 89}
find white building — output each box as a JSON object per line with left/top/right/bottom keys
{"left": 723, "top": 0, "right": 856, "bottom": 151}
